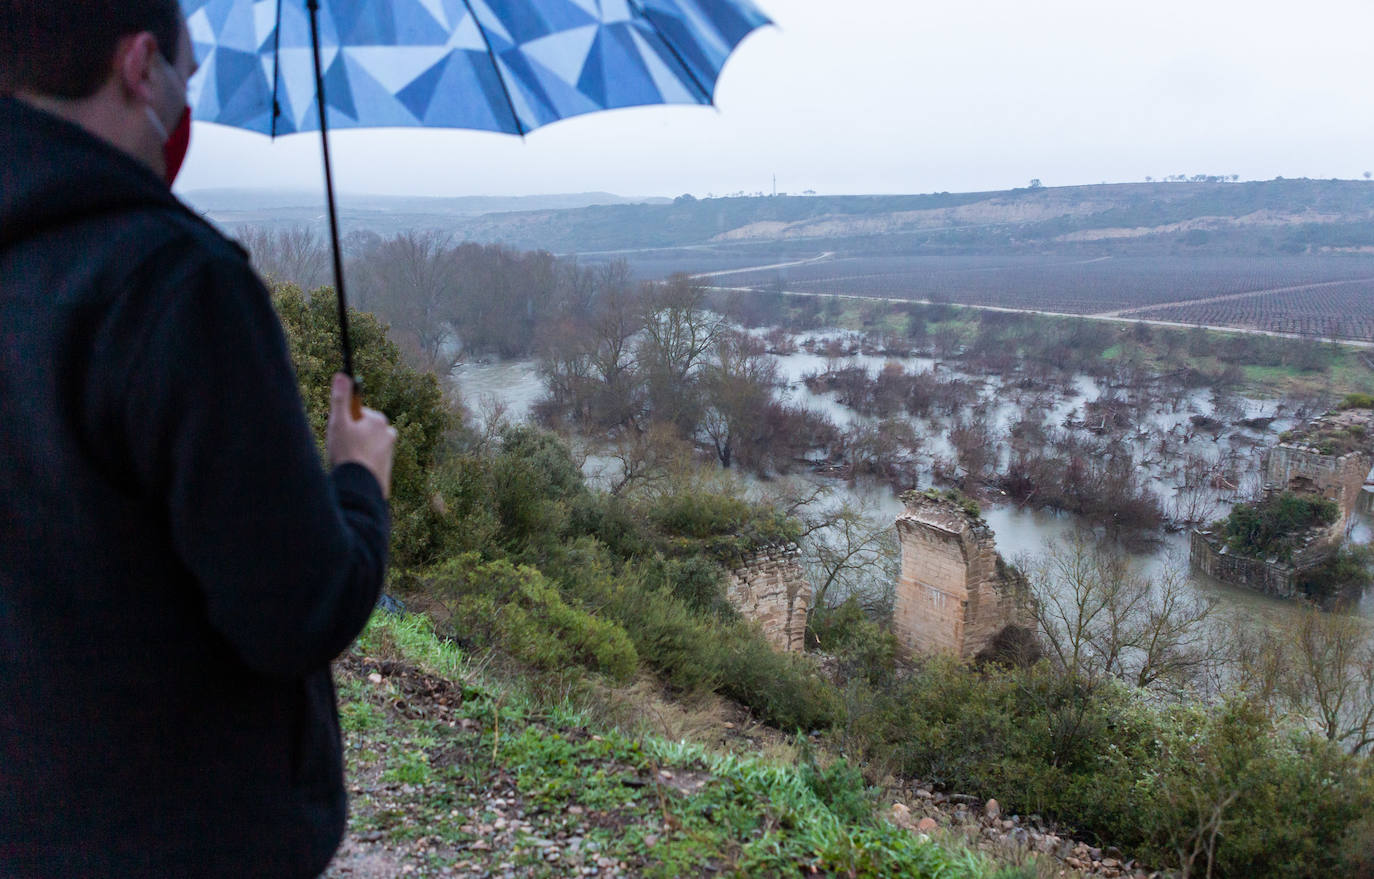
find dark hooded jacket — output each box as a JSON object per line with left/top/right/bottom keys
{"left": 0, "top": 98, "right": 389, "bottom": 877}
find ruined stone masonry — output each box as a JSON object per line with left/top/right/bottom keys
{"left": 725, "top": 543, "right": 810, "bottom": 652}
{"left": 1192, "top": 405, "right": 1374, "bottom": 597}
{"left": 1190, "top": 527, "right": 1333, "bottom": 599}
{"left": 1260, "top": 408, "right": 1374, "bottom": 529}
{"left": 893, "top": 492, "right": 1031, "bottom": 659}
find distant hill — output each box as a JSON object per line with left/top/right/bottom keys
{"left": 435, "top": 179, "right": 1374, "bottom": 256}
{"left": 185, "top": 189, "right": 671, "bottom": 237}
{"left": 195, "top": 179, "right": 1374, "bottom": 259}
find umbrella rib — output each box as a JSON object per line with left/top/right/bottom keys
{"left": 270, "top": 0, "right": 284, "bottom": 138}
{"left": 455, "top": 0, "right": 527, "bottom": 137}
{"left": 625, "top": 0, "right": 714, "bottom": 105}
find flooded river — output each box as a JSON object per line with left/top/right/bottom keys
{"left": 450, "top": 345, "right": 1373, "bottom": 627}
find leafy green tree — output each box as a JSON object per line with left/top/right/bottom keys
{"left": 272, "top": 283, "right": 452, "bottom": 569}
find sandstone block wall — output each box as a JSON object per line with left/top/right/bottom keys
{"left": 1262, "top": 445, "right": 1372, "bottom": 526}
{"left": 893, "top": 494, "right": 1029, "bottom": 659}
{"left": 1190, "top": 528, "right": 1336, "bottom": 599}
{"left": 1191, "top": 530, "right": 1297, "bottom": 598}
{"left": 725, "top": 544, "right": 810, "bottom": 652}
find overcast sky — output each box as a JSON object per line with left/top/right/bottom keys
{"left": 175, "top": 0, "right": 1374, "bottom": 200}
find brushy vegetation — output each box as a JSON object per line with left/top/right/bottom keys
{"left": 281, "top": 291, "right": 1374, "bottom": 878}
{"left": 1297, "top": 544, "right": 1374, "bottom": 601}
{"left": 1288, "top": 418, "right": 1372, "bottom": 456}
{"left": 1219, "top": 491, "right": 1339, "bottom": 561}
{"left": 814, "top": 613, "right": 1374, "bottom": 879}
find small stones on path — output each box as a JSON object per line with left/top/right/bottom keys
{"left": 887, "top": 783, "right": 1153, "bottom": 879}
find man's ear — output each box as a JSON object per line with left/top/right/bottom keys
{"left": 112, "top": 32, "right": 160, "bottom": 106}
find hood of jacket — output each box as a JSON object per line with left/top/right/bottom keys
{"left": 0, "top": 97, "right": 186, "bottom": 252}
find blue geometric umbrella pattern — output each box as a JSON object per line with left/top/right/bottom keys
{"left": 181, "top": 0, "right": 771, "bottom": 137}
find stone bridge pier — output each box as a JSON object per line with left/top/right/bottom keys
{"left": 892, "top": 491, "right": 1031, "bottom": 659}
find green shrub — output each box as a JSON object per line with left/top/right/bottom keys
{"left": 711, "top": 620, "right": 842, "bottom": 732}
{"left": 861, "top": 657, "right": 1374, "bottom": 878}
{"left": 1132, "top": 699, "right": 1374, "bottom": 879}
{"left": 796, "top": 737, "right": 875, "bottom": 826}
{"left": 426, "top": 553, "right": 637, "bottom": 682}
{"left": 273, "top": 284, "right": 452, "bottom": 569}
{"left": 1339, "top": 392, "right": 1374, "bottom": 410}
{"left": 646, "top": 489, "right": 801, "bottom": 561}
{"left": 920, "top": 486, "right": 982, "bottom": 519}
{"left": 807, "top": 598, "right": 899, "bottom": 686}
{"left": 422, "top": 453, "right": 502, "bottom": 557}
{"left": 488, "top": 427, "right": 586, "bottom": 551}
{"left": 541, "top": 538, "right": 723, "bottom": 693}
{"left": 1299, "top": 545, "right": 1374, "bottom": 600}
{"left": 538, "top": 538, "right": 838, "bottom": 730}
{"left": 1220, "top": 491, "right": 1339, "bottom": 561}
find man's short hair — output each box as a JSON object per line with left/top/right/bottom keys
{"left": 0, "top": 0, "right": 184, "bottom": 99}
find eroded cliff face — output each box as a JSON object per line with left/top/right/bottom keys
{"left": 725, "top": 544, "right": 810, "bottom": 652}
{"left": 893, "top": 492, "right": 1030, "bottom": 659}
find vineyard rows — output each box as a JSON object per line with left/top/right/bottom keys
{"left": 699, "top": 254, "right": 1374, "bottom": 339}
{"left": 1146, "top": 280, "right": 1374, "bottom": 341}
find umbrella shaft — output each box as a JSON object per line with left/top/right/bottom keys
{"left": 306, "top": 0, "right": 355, "bottom": 380}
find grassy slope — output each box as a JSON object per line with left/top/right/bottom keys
{"left": 326, "top": 613, "right": 1026, "bottom": 879}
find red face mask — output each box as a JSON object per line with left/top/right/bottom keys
{"left": 162, "top": 105, "right": 192, "bottom": 187}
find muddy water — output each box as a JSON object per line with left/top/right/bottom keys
{"left": 449, "top": 349, "right": 1373, "bottom": 627}
{"left": 450, "top": 358, "right": 543, "bottom": 423}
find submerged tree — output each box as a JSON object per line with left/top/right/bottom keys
{"left": 1023, "top": 532, "right": 1222, "bottom": 693}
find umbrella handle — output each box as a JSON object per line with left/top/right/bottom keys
{"left": 350, "top": 378, "right": 364, "bottom": 421}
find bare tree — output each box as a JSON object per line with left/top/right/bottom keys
{"left": 1281, "top": 604, "right": 1374, "bottom": 755}
{"left": 585, "top": 272, "right": 646, "bottom": 428}
{"left": 536, "top": 266, "right": 645, "bottom": 428}
{"left": 1023, "top": 532, "right": 1221, "bottom": 693}
{"left": 237, "top": 225, "right": 329, "bottom": 292}
{"left": 699, "top": 331, "right": 778, "bottom": 469}
{"left": 1168, "top": 452, "right": 1224, "bottom": 528}
{"left": 350, "top": 230, "right": 459, "bottom": 372}
{"left": 601, "top": 422, "right": 693, "bottom": 498}
{"left": 798, "top": 497, "right": 899, "bottom": 615}
{"left": 637, "top": 274, "right": 722, "bottom": 429}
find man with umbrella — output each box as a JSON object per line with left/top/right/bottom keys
{"left": 0, "top": 2, "right": 397, "bottom": 875}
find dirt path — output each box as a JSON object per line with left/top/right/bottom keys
{"left": 1097, "top": 276, "right": 1374, "bottom": 318}
{"left": 688, "top": 251, "right": 834, "bottom": 278}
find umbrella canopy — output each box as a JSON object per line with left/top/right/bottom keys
{"left": 180, "top": 0, "right": 768, "bottom": 399}
{"left": 182, "top": 0, "right": 770, "bottom": 136}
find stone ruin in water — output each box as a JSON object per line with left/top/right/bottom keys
{"left": 721, "top": 492, "right": 1035, "bottom": 659}
{"left": 892, "top": 490, "right": 1032, "bottom": 659}
{"left": 1191, "top": 405, "right": 1374, "bottom": 599}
